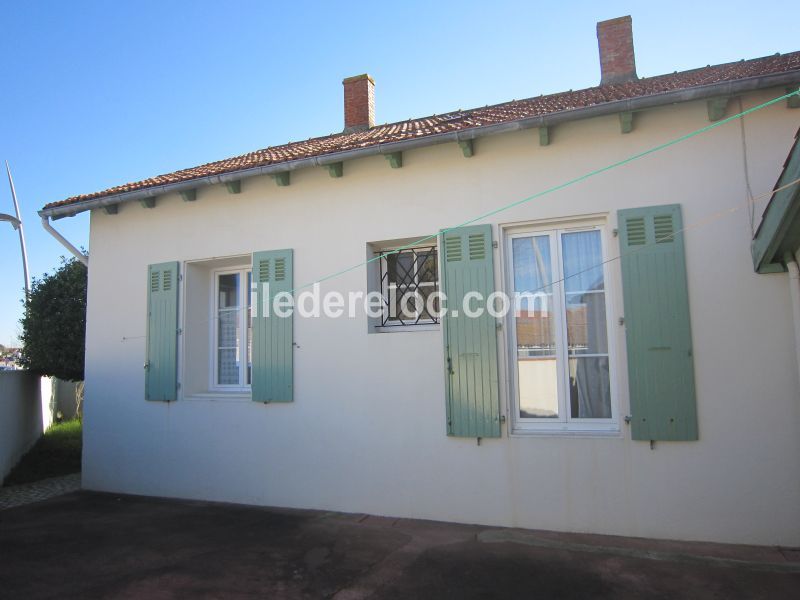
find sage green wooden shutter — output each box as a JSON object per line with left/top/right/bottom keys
{"left": 618, "top": 204, "right": 698, "bottom": 441}
{"left": 440, "top": 225, "right": 501, "bottom": 438}
{"left": 145, "top": 261, "right": 179, "bottom": 401}
{"left": 252, "top": 249, "right": 293, "bottom": 403}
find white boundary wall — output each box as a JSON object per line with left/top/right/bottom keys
{"left": 0, "top": 372, "right": 53, "bottom": 480}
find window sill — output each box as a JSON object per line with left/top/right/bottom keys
{"left": 509, "top": 426, "right": 622, "bottom": 438}
{"left": 182, "top": 392, "right": 252, "bottom": 403}
{"left": 373, "top": 324, "right": 440, "bottom": 334}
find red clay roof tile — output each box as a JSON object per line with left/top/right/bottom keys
{"left": 43, "top": 51, "right": 800, "bottom": 211}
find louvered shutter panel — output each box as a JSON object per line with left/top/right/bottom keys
{"left": 145, "top": 261, "right": 179, "bottom": 401}
{"left": 252, "top": 249, "right": 293, "bottom": 402}
{"left": 618, "top": 204, "right": 698, "bottom": 441}
{"left": 440, "top": 225, "right": 501, "bottom": 438}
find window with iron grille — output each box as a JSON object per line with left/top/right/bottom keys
{"left": 377, "top": 245, "right": 439, "bottom": 327}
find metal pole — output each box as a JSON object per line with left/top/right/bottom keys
{"left": 6, "top": 161, "right": 30, "bottom": 296}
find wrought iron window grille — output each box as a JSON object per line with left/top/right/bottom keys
{"left": 377, "top": 245, "right": 439, "bottom": 327}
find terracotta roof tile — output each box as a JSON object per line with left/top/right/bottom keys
{"left": 43, "top": 51, "right": 800, "bottom": 211}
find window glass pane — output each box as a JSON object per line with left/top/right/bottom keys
{"left": 217, "top": 273, "right": 241, "bottom": 385}
{"left": 218, "top": 349, "right": 239, "bottom": 385}
{"left": 218, "top": 273, "right": 239, "bottom": 308}
{"left": 565, "top": 293, "right": 608, "bottom": 355}
{"left": 562, "top": 230, "right": 604, "bottom": 293}
{"left": 518, "top": 358, "right": 559, "bottom": 418}
{"left": 418, "top": 285, "right": 439, "bottom": 321}
{"left": 387, "top": 253, "right": 414, "bottom": 285}
{"left": 398, "top": 292, "right": 418, "bottom": 321}
{"left": 513, "top": 235, "right": 558, "bottom": 418}
{"left": 512, "top": 236, "right": 553, "bottom": 294}
{"left": 417, "top": 250, "right": 438, "bottom": 283}
{"left": 569, "top": 357, "right": 611, "bottom": 418}
{"left": 513, "top": 235, "right": 555, "bottom": 356}
{"left": 218, "top": 310, "right": 239, "bottom": 348}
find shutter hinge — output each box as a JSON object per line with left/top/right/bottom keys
{"left": 618, "top": 317, "right": 624, "bottom": 326}
{"left": 492, "top": 241, "right": 498, "bottom": 249}
{"left": 500, "top": 414, "right": 506, "bottom": 424}
{"left": 177, "top": 328, "right": 183, "bottom": 335}
{"left": 178, "top": 273, "right": 184, "bottom": 282}
{"left": 176, "top": 382, "right": 181, "bottom": 390}
{"left": 624, "top": 415, "right": 632, "bottom": 424}
{"left": 143, "top": 361, "right": 150, "bottom": 370}
{"left": 612, "top": 228, "right": 619, "bottom": 237}
{"left": 496, "top": 320, "right": 502, "bottom": 330}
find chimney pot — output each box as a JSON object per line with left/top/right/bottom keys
{"left": 343, "top": 74, "right": 375, "bottom": 133}
{"left": 597, "top": 16, "right": 637, "bottom": 85}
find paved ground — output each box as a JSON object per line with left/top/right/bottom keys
{"left": 0, "top": 473, "right": 81, "bottom": 510}
{"left": 1, "top": 492, "right": 798, "bottom": 599}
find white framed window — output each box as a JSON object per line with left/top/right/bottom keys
{"left": 211, "top": 268, "right": 252, "bottom": 390}
{"left": 504, "top": 220, "right": 617, "bottom": 433}
{"left": 375, "top": 244, "right": 439, "bottom": 329}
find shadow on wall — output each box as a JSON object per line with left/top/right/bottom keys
{"left": 0, "top": 372, "right": 80, "bottom": 481}
{"left": 53, "top": 379, "right": 81, "bottom": 421}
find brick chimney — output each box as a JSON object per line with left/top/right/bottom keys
{"left": 343, "top": 74, "right": 375, "bottom": 133}
{"left": 597, "top": 16, "right": 637, "bottom": 85}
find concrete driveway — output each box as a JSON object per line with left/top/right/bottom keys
{"left": 1, "top": 492, "right": 798, "bottom": 599}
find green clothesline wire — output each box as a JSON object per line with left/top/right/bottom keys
{"left": 290, "top": 87, "right": 800, "bottom": 294}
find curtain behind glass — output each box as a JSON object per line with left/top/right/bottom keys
{"left": 562, "top": 231, "right": 611, "bottom": 419}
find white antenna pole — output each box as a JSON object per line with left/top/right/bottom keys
{"left": 6, "top": 161, "right": 30, "bottom": 296}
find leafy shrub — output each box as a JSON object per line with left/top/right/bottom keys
{"left": 19, "top": 258, "right": 87, "bottom": 381}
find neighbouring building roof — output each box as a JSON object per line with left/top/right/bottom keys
{"left": 42, "top": 51, "right": 800, "bottom": 216}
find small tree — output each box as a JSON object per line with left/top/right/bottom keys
{"left": 19, "top": 258, "right": 87, "bottom": 382}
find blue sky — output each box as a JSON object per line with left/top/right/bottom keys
{"left": 0, "top": 0, "right": 798, "bottom": 346}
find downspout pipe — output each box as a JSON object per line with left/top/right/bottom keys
{"left": 785, "top": 253, "right": 800, "bottom": 384}
{"left": 41, "top": 216, "right": 88, "bottom": 266}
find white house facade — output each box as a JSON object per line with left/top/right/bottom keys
{"left": 42, "top": 17, "right": 800, "bottom": 546}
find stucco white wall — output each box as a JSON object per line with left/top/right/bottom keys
{"left": 0, "top": 372, "right": 52, "bottom": 480}
{"left": 81, "top": 89, "right": 800, "bottom": 545}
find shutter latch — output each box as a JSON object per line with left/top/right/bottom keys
{"left": 624, "top": 415, "right": 632, "bottom": 424}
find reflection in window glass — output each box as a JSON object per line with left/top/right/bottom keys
{"left": 569, "top": 357, "right": 611, "bottom": 418}
{"left": 513, "top": 235, "right": 558, "bottom": 419}
{"left": 513, "top": 236, "right": 553, "bottom": 294}
{"left": 561, "top": 230, "right": 610, "bottom": 419}
{"left": 565, "top": 293, "right": 608, "bottom": 355}
{"left": 562, "top": 230, "right": 604, "bottom": 293}
{"left": 511, "top": 227, "right": 613, "bottom": 426}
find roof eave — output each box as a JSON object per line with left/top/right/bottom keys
{"left": 40, "top": 70, "right": 800, "bottom": 220}
{"left": 752, "top": 129, "right": 800, "bottom": 273}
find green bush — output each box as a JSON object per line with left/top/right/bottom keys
{"left": 19, "top": 258, "right": 87, "bottom": 381}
